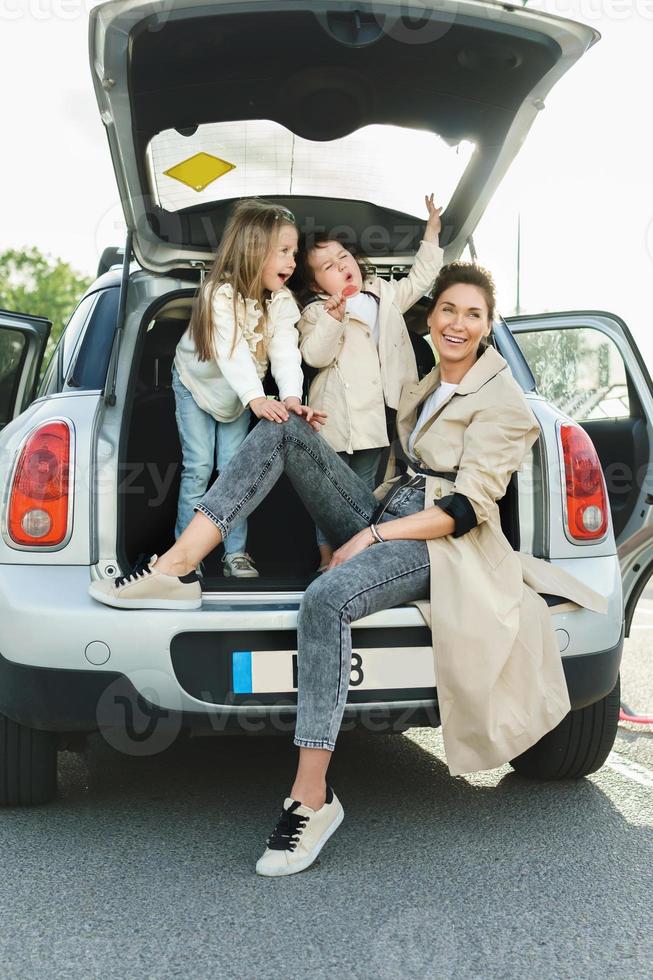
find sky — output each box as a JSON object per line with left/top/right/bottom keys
{"left": 0, "top": 0, "right": 652, "bottom": 365}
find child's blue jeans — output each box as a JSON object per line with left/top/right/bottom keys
{"left": 172, "top": 364, "right": 250, "bottom": 555}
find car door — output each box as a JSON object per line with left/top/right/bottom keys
{"left": 0, "top": 309, "right": 51, "bottom": 431}
{"left": 506, "top": 310, "right": 653, "bottom": 634}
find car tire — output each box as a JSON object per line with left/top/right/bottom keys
{"left": 509, "top": 675, "right": 620, "bottom": 780}
{"left": 0, "top": 713, "right": 58, "bottom": 806}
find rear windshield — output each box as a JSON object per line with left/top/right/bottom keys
{"left": 146, "top": 120, "right": 475, "bottom": 217}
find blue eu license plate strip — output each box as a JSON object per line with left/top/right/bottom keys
{"left": 232, "top": 651, "right": 253, "bottom": 694}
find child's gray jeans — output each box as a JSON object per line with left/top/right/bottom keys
{"left": 196, "top": 415, "right": 430, "bottom": 751}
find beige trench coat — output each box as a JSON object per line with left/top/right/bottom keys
{"left": 375, "top": 347, "right": 609, "bottom": 776}
{"left": 298, "top": 240, "right": 444, "bottom": 453}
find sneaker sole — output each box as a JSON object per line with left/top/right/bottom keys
{"left": 88, "top": 585, "right": 202, "bottom": 610}
{"left": 222, "top": 569, "right": 260, "bottom": 578}
{"left": 255, "top": 805, "right": 344, "bottom": 878}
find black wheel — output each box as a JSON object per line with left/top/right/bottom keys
{"left": 510, "top": 675, "right": 620, "bottom": 780}
{"left": 0, "top": 712, "right": 58, "bottom": 805}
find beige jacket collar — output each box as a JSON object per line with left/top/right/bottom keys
{"left": 399, "top": 346, "right": 508, "bottom": 450}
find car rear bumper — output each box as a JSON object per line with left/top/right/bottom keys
{"left": 0, "top": 650, "right": 442, "bottom": 736}
{"left": 0, "top": 634, "right": 623, "bottom": 736}
{"left": 0, "top": 562, "right": 623, "bottom": 735}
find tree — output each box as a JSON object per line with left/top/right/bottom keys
{"left": 0, "top": 246, "right": 93, "bottom": 359}
{"left": 515, "top": 328, "right": 583, "bottom": 414}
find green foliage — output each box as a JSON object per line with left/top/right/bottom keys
{"left": 515, "top": 328, "right": 582, "bottom": 409}
{"left": 0, "top": 246, "right": 92, "bottom": 358}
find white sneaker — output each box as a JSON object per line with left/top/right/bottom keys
{"left": 222, "top": 552, "right": 259, "bottom": 578}
{"left": 256, "top": 786, "right": 344, "bottom": 877}
{"left": 88, "top": 555, "right": 202, "bottom": 610}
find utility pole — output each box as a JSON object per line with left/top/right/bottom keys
{"left": 515, "top": 212, "right": 522, "bottom": 316}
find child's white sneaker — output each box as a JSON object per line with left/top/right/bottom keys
{"left": 256, "top": 786, "right": 344, "bottom": 877}
{"left": 222, "top": 552, "right": 259, "bottom": 578}
{"left": 88, "top": 555, "right": 202, "bottom": 610}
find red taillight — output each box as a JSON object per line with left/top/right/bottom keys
{"left": 7, "top": 421, "right": 72, "bottom": 546}
{"left": 559, "top": 423, "right": 608, "bottom": 541}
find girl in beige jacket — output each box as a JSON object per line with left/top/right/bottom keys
{"left": 296, "top": 193, "right": 444, "bottom": 567}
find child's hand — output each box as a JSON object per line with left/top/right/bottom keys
{"left": 283, "top": 397, "right": 328, "bottom": 432}
{"left": 423, "top": 192, "right": 443, "bottom": 243}
{"left": 324, "top": 293, "right": 347, "bottom": 322}
{"left": 249, "top": 396, "right": 289, "bottom": 423}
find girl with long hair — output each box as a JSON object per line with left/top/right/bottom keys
{"left": 172, "top": 198, "right": 324, "bottom": 577}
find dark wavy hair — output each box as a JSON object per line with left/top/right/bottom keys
{"left": 292, "top": 232, "right": 370, "bottom": 307}
{"left": 426, "top": 261, "right": 496, "bottom": 353}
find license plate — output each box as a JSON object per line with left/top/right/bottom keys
{"left": 231, "top": 647, "right": 435, "bottom": 694}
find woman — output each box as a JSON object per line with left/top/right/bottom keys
{"left": 89, "top": 262, "right": 607, "bottom": 878}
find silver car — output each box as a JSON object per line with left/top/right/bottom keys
{"left": 0, "top": 0, "right": 650, "bottom": 805}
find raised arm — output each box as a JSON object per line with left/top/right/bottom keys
{"left": 391, "top": 193, "right": 444, "bottom": 313}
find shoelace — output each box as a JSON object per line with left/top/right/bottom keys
{"left": 115, "top": 553, "right": 153, "bottom": 588}
{"left": 266, "top": 801, "right": 309, "bottom": 852}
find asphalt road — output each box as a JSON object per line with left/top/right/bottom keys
{"left": 2, "top": 601, "right": 652, "bottom": 980}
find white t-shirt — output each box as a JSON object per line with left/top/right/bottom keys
{"left": 346, "top": 292, "right": 380, "bottom": 348}
{"left": 408, "top": 381, "right": 459, "bottom": 457}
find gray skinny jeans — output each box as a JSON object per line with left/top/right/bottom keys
{"left": 316, "top": 446, "right": 383, "bottom": 548}
{"left": 196, "top": 414, "right": 430, "bottom": 751}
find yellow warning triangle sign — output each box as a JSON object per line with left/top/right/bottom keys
{"left": 163, "top": 151, "right": 236, "bottom": 192}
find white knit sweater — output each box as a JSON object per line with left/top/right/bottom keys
{"left": 174, "top": 282, "right": 304, "bottom": 422}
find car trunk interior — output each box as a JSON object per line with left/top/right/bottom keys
{"left": 118, "top": 285, "right": 521, "bottom": 590}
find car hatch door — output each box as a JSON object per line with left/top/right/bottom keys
{"left": 89, "top": 0, "right": 596, "bottom": 273}
{"left": 506, "top": 310, "right": 653, "bottom": 634}
{"left": 0, "top": 309, "right": 51, "bottom": 431}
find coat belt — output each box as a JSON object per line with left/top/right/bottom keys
{"left": 405, "top": 462, "right": 458, "bottom": 482}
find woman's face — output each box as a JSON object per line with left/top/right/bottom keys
{"left": 261, "top": 224, "right": 299, "bottom": 293}
{"left": 428, "top": 283, "right": 492, "bottom": 369}
{"left": 306, "top": 241, "right": 364, "bottom": 297}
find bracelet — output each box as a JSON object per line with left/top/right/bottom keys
{"left": 369, "top": 523, "right": 386, "bottom": 544}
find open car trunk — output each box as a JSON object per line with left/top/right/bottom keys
{"left": 90, "top": 0, "right": 597, "bottom": 273}
{"left": 117, "top": 288, "right": 522, "bottom": 589}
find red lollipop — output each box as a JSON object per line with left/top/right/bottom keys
{"left": 342, "top": 284, "right": 358, "bottom": 298}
